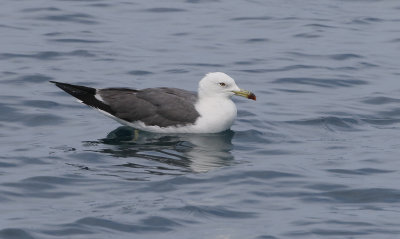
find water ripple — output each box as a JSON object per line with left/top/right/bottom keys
{"left": 140, "top": 170, "right": 301, "bottom": 193}
{"left": 0, "top": 101, "right": 65, "bottom": 126}
{"left": 23, "top": 114, "right": 65, "bottom": 126}
{"left": 163, "top": 205, "right": 257, "bottom": 219}
{"left": 21, "top": 7, "right": 60, "bottom": 12}
{"left": 127, "top": 70, "right": 153, "bottom": 76}
{"left": 362, "top": 118, "right": 400, "bottom": 125}
{"left": 320, "top": 188, "right": 400, "bottom": 203}
{"left": 1, "top": 175, "right": 92, "bottom": 199}
{"left": 0, "top": 50, "right": 95, "bottom": 60}
{"left": 0, "top": 24, "right": 28, "bottom": 30}
{"left": 182, "top": 63, "right": 225, "bottom": 67}
{"left": 2, "top": 74, "right": 53, "bottom": 84}
{"left": 304, "top": 23, "right": 337, "bottom": 29}
{"left": 145, "top": 8, "right": 186, "bottom": 13}
{"left": 74, "top": 217, "right": 177, "bottom": 232}
{"left": 0, "top": 228, "right": 35, "bottom": 239}
{"left": 362, "top": 96, "right": 400, "bottom": 105}
{"left": 351, "top": 17, "right": 384, "bottom": 25}
{"left": 327, "top": 168, "right": 394, "bottom": 175}
{"left": 287, "top": 229, "right": 368, "bottom": 237}
{"left": 21, "top": 100, "right": 60, "bottom": 108}
{"left": 273, "top": 77, "right": 367, "bottom": 88}
{"left": 230, "top": 16, "right": 273, "bottom": 21}
{"left": 50, "top": 38, "right": 107, "bottom": 43}
{"left": 284, "top": 116, "right": 360, "bottom": 131}
{"left": 239, "top": 64, "right": 323, "bottom": 73}
{"left": 37, "top": 13, "right": 98, "bottom": 24}
{"left": 293, "top": 33, "right": 321, "bottom": 38}
{"left": 244, "top": 38, "right": 270, "bottom": 43}
{"left": 40, "top": 227, "right": 93, "bottom": 236}
{"left": 288, "top": 51, "right": 364, "bottom": 61}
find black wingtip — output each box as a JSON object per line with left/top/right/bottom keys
{"left": 49, "top": 80, "right": 64, "bottom": 86}
{"left": 50, "top": 80, "right": 66, "bottom": 86}
{"left": 50, "top": 81, "right": 97, "bottom": 95}
{"left": 51, "top": 81, "right": 116, "bottom": 116}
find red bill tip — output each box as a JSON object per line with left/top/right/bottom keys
{"left": 248, "top": 92, "right": 256, "bottom": 101}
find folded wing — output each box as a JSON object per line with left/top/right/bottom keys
{"left": 51, "top": 81, "right": 200, "bottom": 127}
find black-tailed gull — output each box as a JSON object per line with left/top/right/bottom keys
{"left": 51, "top": 72, "right": 256, "bottom": 133}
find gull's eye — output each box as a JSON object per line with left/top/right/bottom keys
{"left": 219, "top": 82, "right": 226, "bottom": 87}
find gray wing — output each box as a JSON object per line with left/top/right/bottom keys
{"left": 98, "top": 87, "right": 200, "bottom": 127}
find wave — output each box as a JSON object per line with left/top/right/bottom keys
{"left": 273, "top": 77, "right": 367, "bottom": 88}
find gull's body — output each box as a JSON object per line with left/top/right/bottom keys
{"left": 51, "top": 72, "right": 255, "bottom": 133}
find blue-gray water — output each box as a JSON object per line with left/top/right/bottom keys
{"left": 1, "top": 1, "right": 400, "bottom": 238}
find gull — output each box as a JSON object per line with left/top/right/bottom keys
{"left": 51, "top": 72, "right": 256, "bottom": 133}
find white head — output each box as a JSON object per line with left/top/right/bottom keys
{"left": 198, "top": 72, "right": 256, "bottom": 100}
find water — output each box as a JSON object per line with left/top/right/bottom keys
{"left": 1, "top": 0, "right": 400, "bottom": 238}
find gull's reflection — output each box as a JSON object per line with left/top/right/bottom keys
{"left": 93, "top": 126, "right": 235, "bottom": 173}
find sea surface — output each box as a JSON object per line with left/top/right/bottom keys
{"left": 1, "top": 1, "right": 400, "bottom": 238}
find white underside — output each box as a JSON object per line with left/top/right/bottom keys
{"left": 94, "top": 96, "right": 237, "bottom": 134}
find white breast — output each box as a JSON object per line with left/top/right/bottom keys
{"left": 193, "top": 97, "right": 237, "bottom": 133}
